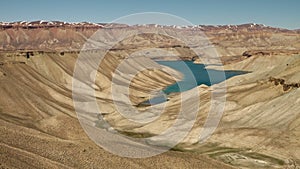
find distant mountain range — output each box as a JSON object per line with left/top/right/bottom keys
{"left": 0, "top": 20, "right": 298, "bottom": 31}
{"left": 0, "top": 21, "right": 300, "bottom": 59}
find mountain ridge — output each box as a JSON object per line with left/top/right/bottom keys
{"left": 0, "top": 20, "right": 297, "bottom": 31}
{"left": 1, "top": 21, "right": 300, "bottom": 59}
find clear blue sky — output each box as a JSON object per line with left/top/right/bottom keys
{"left": 0, "top": 0, "right": 299, "bottom": 29}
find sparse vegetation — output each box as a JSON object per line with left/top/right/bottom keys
{"left": 173, "top": 143, "right": 285, "bottom": 168}
{"left": 118, "top": 131, "right": 155, "bottom": 138}
{"left": 242, "top": 152, "right": 285, "bottom": 165}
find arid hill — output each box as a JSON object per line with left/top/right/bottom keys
{"left": 1, "top": 21, "right": 300, "bottom": 56}
{"left": 0, "top": 22, "right": 300, "bottom": 169}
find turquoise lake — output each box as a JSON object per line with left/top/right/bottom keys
{"left": 142, "top": 61, "right": 247, "bottom": 105}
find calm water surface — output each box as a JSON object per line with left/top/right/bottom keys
{"left": 142, "top": 61, "right": 247, "bottom": 105}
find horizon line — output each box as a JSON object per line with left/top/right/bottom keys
{"left": 0, "top": 20, "right": 298, "bottom": 30}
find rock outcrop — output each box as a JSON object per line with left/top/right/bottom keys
{"left": 269, "top": 77, "right": 300, "bottom": 91}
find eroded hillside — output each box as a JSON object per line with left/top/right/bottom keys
{"left": 0, "top": 22, "right": 300, "bottom": 169}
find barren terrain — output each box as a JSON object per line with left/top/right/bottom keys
{"left": 1, "top": 22, "right": 300, "bottom": 168}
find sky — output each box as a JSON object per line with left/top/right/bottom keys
{"left": 0, "top": 0, "right": 299, "bottom": 29}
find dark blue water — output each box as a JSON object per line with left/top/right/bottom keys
{"left": 141, "top": 61, "right": 247, "bottom": 106}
